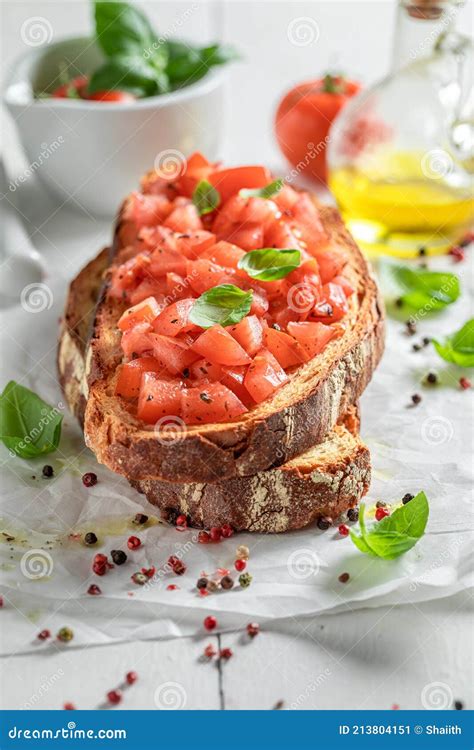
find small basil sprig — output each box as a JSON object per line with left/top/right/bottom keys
{"left": 350, "top": 492, "right": 429, "bottom": 559}
{"left": 381, "top": 261, "right": 460, "bottom": 314}
{"left": 193, "top": 180, "right": 221, "bottom": 216}
{"left": 432, "top": 319, "right": 474, "bottom": 367}
{"left": 238, "top": 248, "right": 301, "bottom": 281}
{"left": 0, "top": 381, "right": 63, "bottom": 459}
{"left": 239, "top": 178, "right": 284, "bottom": 199}
{"left": 189, "top": 285, "right": 253, "bottom": 328}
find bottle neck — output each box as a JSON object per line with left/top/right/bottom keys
{"left": 391, "top": 0, "right": 463, "bottom": 70}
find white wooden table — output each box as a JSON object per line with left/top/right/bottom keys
{"left": 1, "top": 0, "right": 473, "bottom": 712}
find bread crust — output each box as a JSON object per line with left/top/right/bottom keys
{"left": 80, "top": 204, "right": 384, "bottom": 483}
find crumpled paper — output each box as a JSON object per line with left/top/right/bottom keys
{"left": 0, "top": 245, "right": 472, "bottom": 656}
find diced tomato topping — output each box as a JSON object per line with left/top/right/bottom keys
{"left": 121, "top": 324, "right": 155, "bottom": 359}
{"left": 152, "top": 298, "right": 196, "bottom": 337}
{"left": 312, "top": 282, "right": 349, "bottom": 322}
{"left": 331, "top": 274, "right": 354, "bottom": 297}
{"left": 312, "top": 247, "right": 347, "bottom": 284}
{"left": 227, "top": 222, "right": 264, "bottom": 251}
{"left": 127, "top": 278, "right": 167, "bottom": 306}
{"left": 181, "top": 383, "right": 247, "bottom": 424}
{"left": 177, "top": 152, "right": 214, "bottom": 197}
{"left": 265, "top": 219, "right": 304, "bottom": 251}
{"left": 274, "top": 184, "right": 300, "bottom": 212}
{"left": 240, "top": 197, "right": 281, "bottom": 227}
{"left": 287, "top": 321, "right": 338, "bottom": 358}
{"left": 137, "top": 374, "right": 183, "bottom": 424}
{"left": 164, "top": 203, "right": 203, "bottom": 233}
{"left": 209, "top": 166, "right": 272, "bottom": 204}
{"left": 243, "top": 349, "right": 289, "bottom": 403}
{"left": 187, "top": 259, "right": 235, "bottom": 295}
{"left": 201, "top": 241, "right": 245, "bottom": 271}
{"left": 148, "top": 333, "right": 199, "bottom": 375}
{"left": 149, "top": 247, "right": 187, "bottom": 277}
{"left": 189, "top": 358, "right": 222, "bottom": 381}
{"left": 115, "top": 356, "right": 163, "bottom": 398}
{"left": 212, "top": 195, "right": 246, "bottom": 238}
{"left": 291, "top": 194, "right": 328, "bottom": 250}
{"left": 192, "top": 325, "right": 251, "bottom": 366}
{"left": 118, "top": 296, "right": 162, "bottom": 332}
{"left": 220, "top": 366, "right": 252, "bottom": 406}
{"left": 263, "top": 327, "right": 306, "bottom": 368}
{"left": 139, "top": 225, "right": 177, "bottom": 252}
{"left": 229, "top": 315, "right": 263, "bottom": 356}
{"left": 248, "top": 287, "right": 269, "bottom": 316}
{"left": 109, "top": 253, "right": 152, "bottom": 298}
{"left": 124, "top": 192, "right": 173, "bottom": 227}
{"left": 175, "top": 231, "right": 216, "bottom": 259}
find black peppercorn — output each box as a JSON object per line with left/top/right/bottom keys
{"left": 42, "top": 465, "right": 54, "bottom": 478}
{"left": 402, "top": 493, "right": 414, "bottom": 504}
{"left": 82, "top": 472, "right": 97, "bottom": 487}
{"left": 111, "top": 549, "right": 127, "bottom": 565}
{"left": 412, "top": 343, "right": 422, "bottom": 351}
{"left": 317, "top": 516, "right": 332, "bottom": 531}
{"left": 376, "top": 500, "right": 387, "bottom": 508}
{"left": 454, "top": 700, "right": 464, "bottom": 710}
{"left": 84, "top": 532, "right": 98, "bottom": 546}
{"left": 395, "top": 297, "right": 403, "bottom": 308}
{"left": 196, "top": 577, "right": 208, "bottom": 590}
{"left": 418, "top": 246, "right": 427, "bottom": 256}
{"left": 220, "top": 575, "right": 234, "bottom": 590}
{"left": 405, "top": 319, "right": 417, "bottom": 336}
{"left": 422, "top": 336, "right": 431, "bottom": 346}
{"left": 425, "top": 372, "right": 438, "bottom": 385}
{"left": 411, "top": 393, "right": 422, "bottom": 405}
{"left": 132, "top": 513, "right": 149, "bottom": 525}
{"left": 347, "top": 507, "right": 359, "bottom": 522}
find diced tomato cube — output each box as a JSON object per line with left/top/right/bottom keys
{"left": 128, "top": 279, "right": 167, "bottom": 306}
{"left": 148, "top": 333, "right": 199, "bottom": 375}
{"left": 209, "top": 165, "right": 272, "bottom": 204}
{"left": 124, "top": 192, "right": 173, "bottom": 226}
{"left": 181, "top": 383, "right": 247, "bottom": 424}
{"left": 109, "top": 253, "right": 152, "bottom": 298}
{"left": 228, "top": 222, "right": 264, "bottom": 251}
{"left": 220, "top": 366, "right": 252, "bottom": 406}
{"left": 312, "top": 282, "right": 349, "bottom": 322}
{"left": 137, "top": 374, "right": 183, "bottom": 424}
{"left": 177, "top": 152, "right": 213, "bottom": 197}
{"left": 312, "top": 247, "right": 347, "bottom": 284}
{"left": 292, "top": 193, "right": 328, "bottom": 250}
{"left": 243, "top": 349, "right": 289, "bottom": 403}
{"left": 115, "top": 356, "right": 163, "bottom": 398}
{"left": 212, "top": 195, "right": 246, "bottom": 237}
{"left": 138, "top": 225, "right": 178, "bottom": 252}
{"left": 189, "top": 358, "right": 223, "bottom": 381}
{"left": 240, "top": 197, "right": 280, "bottom": 227}
{"left": 274, "top": 184, "right": 300, "bottom": 212}
{"left": 164, "top": 203, "right": 203, "bottom": 233}
{"left": 149, "top": 247, "right": 187, "bottom": 277}
{"left": 118, "top": 296, "right": 162, "bottom": 332}
{"left": 228, "top": 315, "right": 263, "bottom": 356}
{"left": 287, "top": 321, "right": 338, "bottom": 358}
{"left": 263, "top": 327, "right": 307, "bottom": 368}
{"left": 192, "top": 325, "right": 251, "bottom": 366}
{"left": 187, "top": 259, "right": 235, "bottom": 295}
{"left": 264, "top": 219, "right": 304, "bottom": 251}
{"left": 175, "top": 231, "right": 216, "bottom": 259}
{"left": 248, "top": 286, "right": 269, "bottom": 316}
{"left": 201, "top": 241, "right": 245, "bottom": 271}
{"left": 331, "top": 275, "right": 354, "bottom": 297}
{"left": 121, "top": 324, "right": 155, "bottom": 359}
{"left": 152, "top": 299, "right": 195, "bottom": 337}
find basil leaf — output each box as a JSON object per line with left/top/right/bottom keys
{"left": 349, "top": 492, "right": 429, "bottom": 560}
{"left": 166, "top": 41, "right": 239, "bottom": 86}
{"left": 189, "top": 285, "right": 253, "bottom": 328}
{"left": 88, "top": 57, "right": 169, "bottom": 97}
{"left": 433, "top": 319, "right": 474, "bottom": 367}
{"left": 239, "top": 179, "right": 284, "bottom": 199}
{"left": 193, "top": 180, "right": 221, "bottom": 216}
{"left": 384, "top": 262, "right": 460, "bottom": 312}
{"left": 0, "top": 381, "right": 63, "bottom": 459}
{"left": 238, "top": 248, "right": 301, "bottom": 281}
{"left": 94, "top": 1, "right": 157, "bottom": 59}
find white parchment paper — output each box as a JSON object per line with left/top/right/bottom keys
{"left": 0, "top": 213, "right": 473, "bottom": 656}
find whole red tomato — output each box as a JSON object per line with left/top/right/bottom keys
{"left": 275, "top": 74, "right": 360, "bottom": 184}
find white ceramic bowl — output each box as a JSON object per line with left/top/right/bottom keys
{"left": 4, "top": 37, "right": 226, "bottom": 216}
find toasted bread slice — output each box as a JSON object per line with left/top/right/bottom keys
{"left": 58, "top": 250, "right": 370, "bottom": 531}
{"left": 80, "top": 199, "right": 383, "bottom": 483}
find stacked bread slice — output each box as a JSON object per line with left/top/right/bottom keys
{"left": 58, "top": 197, "right": 384, "bottom": 533}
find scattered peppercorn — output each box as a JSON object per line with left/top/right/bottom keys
{"left": 347, "top": 507, "right": 359, "bottom": 522}
{"left": 42, "top": 465, "right": 54, "bottom": 478}
{"left": 338, "top": 524, "right": 349, "bottom": 537}
{"left": 57, "top": 627, "right": 74, "bottom": 642}
{"left": 92, "top": 553, "right": 109, "bottom": 576}
{"left": 87, "top": 584, "right": 102, "bottom": 596}
{"left": 132, "top": 513, "right": 148, "bottom": 525}
{"left": 449, "top": 245, "right": 465, "bottom": 263}
{"left": 460, "top": 377, "right": 471, "bottom": 390}
{"left": 273, "top": 700, "right": 285, "bottom": 710}
{"left": 176, "top": 514, "right": 188, "bottom": 529}
{"left": 422, "top": 336, "right": 431, "bottom": 346}
{"left": 375, "top": 507, "right": 390, "bottom": 521}
{"left": 418, "top": 246, "right": 427, "bottom": 256}
{"left": 166, "top": 584, "right": 178, "bottom": 591}
{"left": 247, "top": 622, "right": 260, "bottom": 637}
{"left": 317, "top": 516, "right": 332, "bottom": 531}
{"left": 210, "top": 527, "right": 222, "bottom": 542}
{"left": 376, "top": 500, "right": 387, "bottom": 508}
{"left": 412, "top": 343, "right": 422, "bottom": 352}
{"left": 37, "top": 629, "right": 51, "bottom": 640}
{"left": 425, "top": 372, "right": 438, "bottom": 385}
{"left": 111, "top": 549, "right": 127, "bottom": 565}
{"left": 207, "top": 580, "right": 219, "bottom": 593}
{"left": 454, "top": 699, "right": 464, "bottom": 710}
{"left": 84, "top": 532, "right": 98, "bottom": 546}
{"left": 405, "top": 319, "right": 417, "bottom": 336}
{"left": 411, "top": 393, "right": 422, "bottom": 405}
{"left": 239, "top": 572, "right": 253, "bottom": 588}
{"left": 63, "top": 702, "right": 76, "bottom": 710}
{"left": 131, "top": 572, "right": 147, "bottom": 586}
{"left": 338, "top": 572, "right": 350, "bottom": 583}
{"left": 198, "top": 531, "right": 211, "bottom": 544}
{"left": 196, "top": 577, "right": 208, "bottom": 590}
{"left": 220, "top": 575, "right": 234, "bottom": 590}
{"left": 395, "top": 297, "right": 403, "bottom": 308}
{"left": 82, "top": 472, "right": 97, "bottom": 487}
{"left": 220, "top": 524, "right": 234, "bottom": 538}
{"left": 204, "top": 615, "right": 217, "bottom": 631}
{"left": 402, "top": 493, "right": 414, "bottom": 504}
{"left": 107, "top": 690, "right": 122, "bottom": 705}
{"left": 141, "top": 566, "right": 155, "bottom": 579}
{"left": 127, "top": 536, "right": 141, "bottom": 550}
{"left": 168, "top": 555, "right": 186, "bottom": 575}
{"left": 199, "top": 588, "right": 209, "bottom": 597}
{"left": 219, "top": 647, "right": 233, "bottom": 660}
{"left": 235, "top": 546, "right": 249, "bottom": 563}
{"left": 126, "top": 671, "right": 138, "bottom": 685}
{"left": 204, "top": 644, "right": 216, "bottom": 659}
{"left": 234, "top": 559, "right": 246, "bottom": 572}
